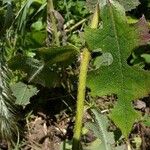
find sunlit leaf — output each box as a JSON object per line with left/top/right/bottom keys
{"left": 85, "top": 0, "right": 150, "bottom": 137}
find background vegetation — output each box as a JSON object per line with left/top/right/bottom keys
{"left": 0, "top": 0, "right": 150, "bottom": 150}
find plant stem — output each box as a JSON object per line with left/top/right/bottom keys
{"left": 47, "top": 0, "right": 60, "bottom": 46}
{"left": 72, "top": 48, "right": 91, "bottom": 150}
{"left": 65, "top": 18, "right": 87, "bottom": 33}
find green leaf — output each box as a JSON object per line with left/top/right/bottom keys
{"left": 85, "top": 109, "right": 114, "bottom": 150}
{"left": 31, "top": 20, "right": 44, "bottom": 31}
{"left": 8, "top": 55, "right": 61, "bottom": 87}
{"left": 31, "top": 30, "right": 46, "bottom": 45}
{"left": 11, "top": 82, "right": 38, "bottom": 107}
{"left": 85, "top": 1, "right": 150, "bottom": 137}
{"left": 82, "top": 139, "right": 103, "bottom": 150}
{"left": 117, "top": 0, "right": 140, "bottom": 11}
{"left": 142, "top": 115, "right": 150, "bottom": 127}
{"left": 93, "top": 52, "right": 113, "bottom": 69}
{"left": 86, "top": 0, "right": 140, "bottom": 11}
{"left": 141, "top": 54, "right": 150, "bottom": 64}
{"left": 2, "top": 0, "right": 12, "bottom": 4}
{"left": 15, "top": 0, "right": 46, "bottom": 33}
{"left": 37, "top": 45, "right": 79, "bottom": 65}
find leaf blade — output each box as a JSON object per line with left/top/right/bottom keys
{"left": 85, "top": 1, "right": 150, "bottom": 137}
{"left": 11, "top": 82, "right": 38, "bottom": 107}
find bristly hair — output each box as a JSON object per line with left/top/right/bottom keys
{"left": 0, "top": 44, "right": 19, "bottom": 144}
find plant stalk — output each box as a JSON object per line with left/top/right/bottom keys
{"left": 47, "top": 0, "right": 60, "bottom": 46}
{"left": 65, "top": 18, "right": 87, "bottom": 33}
{"left": 72, "top": 48, "right": 91, "bottom": 150}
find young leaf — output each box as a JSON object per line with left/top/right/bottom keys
{"left": 11, "top": 82, "right": 38, "bottom": 107}
{"left": 85, "top": 0, "right": 150, "bottom": 137}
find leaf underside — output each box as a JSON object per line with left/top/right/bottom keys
{"left": 85, "top": 0, "right": 150, "bottom": 137}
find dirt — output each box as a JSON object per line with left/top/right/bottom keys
{"left": 22, "top": 113, "right": 73, "bottom": 150}
{"left": 0, "top": 89, "right": 149, "bottom": 150}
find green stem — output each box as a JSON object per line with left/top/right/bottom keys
{"left": 65, "top": 18, "right": 87, "bottom": 33}
{"left": 72, "top": 48, "right": 91, "bottom": 150}
{"left": 47, "top": 0, "right": 60, "bottom": 46}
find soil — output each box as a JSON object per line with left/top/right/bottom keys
{"left": 0, "top": 88, "right": 149, "bottom": 150}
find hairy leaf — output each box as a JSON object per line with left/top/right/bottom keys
{"left": 141, "top": 54, "right": 150, "bottom": 64}
{"left": 11, "top": 82, "right": 38, "bottom": 107}
{"left": 85, "top": 109, "right": 114, "bottom": 150}
{"left": 86, "top": 0, "right": 140, "bottom": 11}
{"left": 117, "top": 0, "right": 140, "bottom": 11}
{"left": 37, "top": 45, "right": 79, "bottom": 65}
{"left": 85, "top": 0, "right": 150, "bottom": 137}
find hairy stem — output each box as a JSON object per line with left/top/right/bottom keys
{"left": 72, "top": 48, "right": 91, "bottom": 150}
{"left": 47, "top": 0, "right": 60, "bottom": 46}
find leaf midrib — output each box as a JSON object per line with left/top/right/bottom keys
{"left": 108, "top": 1, "right": 129, "bottom": 133}
{"left": 108, "top": 1, "right": 124, "bottom": 91}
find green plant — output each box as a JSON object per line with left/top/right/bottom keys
{"left": 1, "top": 0, "right": 150, "bottom": 149}
{"left": 0, "top": 0, "right": 19, "bottom": 146}
{"left": 85, "top": 0, "right": 150, "bottom": 138}
{"left": 72, "top": 48, "right": 91, "bottom": 150}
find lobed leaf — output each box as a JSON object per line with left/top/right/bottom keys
{"left": 85, "top": 0, "right": 150, "bottom": 137}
